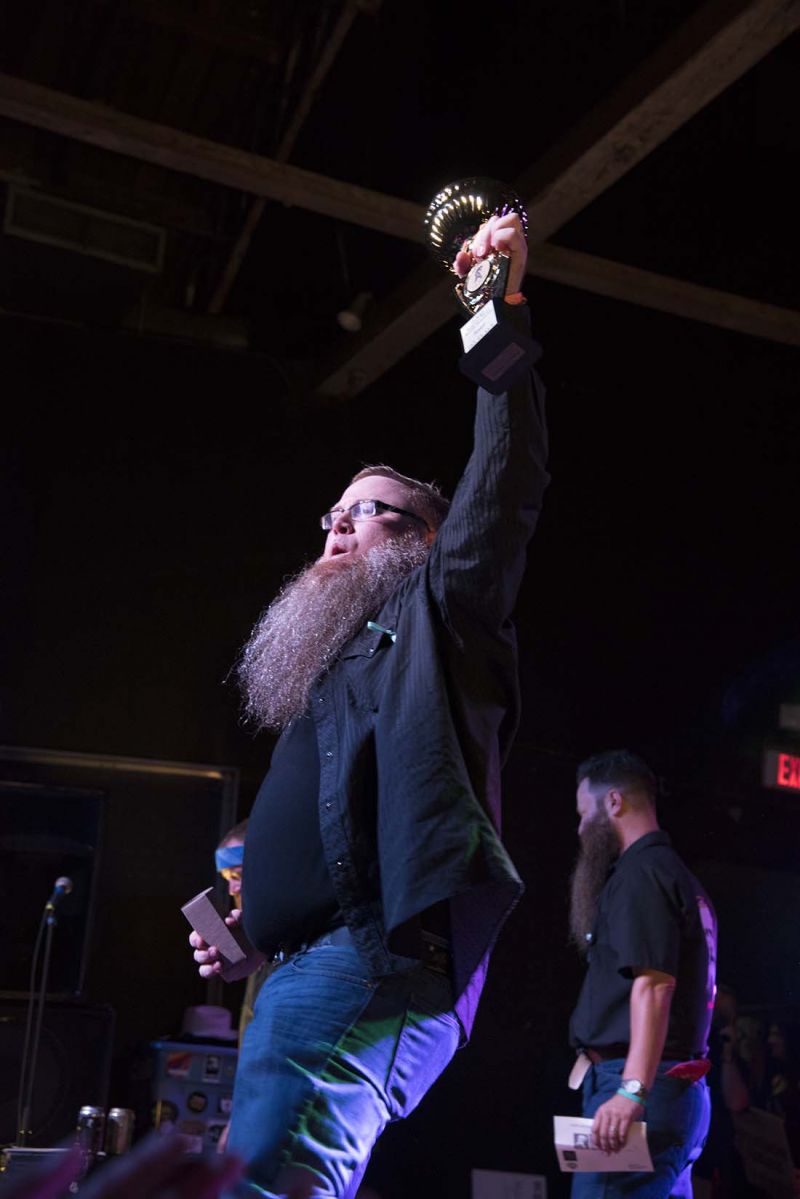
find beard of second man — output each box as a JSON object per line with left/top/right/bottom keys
{"left": 236, "top": 530, "right": 430, "bottom": 733}
{"left": 568, "top": 803, "right": 620, "bottom": 954}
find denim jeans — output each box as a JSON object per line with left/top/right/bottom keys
{"left": 571, "top": 1059, "right": 711, "bottom": 1199}
{"left": 226, "top": 943, "right": 461, "bottom": 1198}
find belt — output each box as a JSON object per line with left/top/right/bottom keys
{"left": 582, "top": 1047, "right": 711, "bottom": 1078}
{"left": 279, "top": 926, "right": 452, "bottom": 975}
{"left": 584, "top": 1045, "right": 628, "bottom": 1064}
{"left": 276, "top": 925, "right": 355, "bottom": 960}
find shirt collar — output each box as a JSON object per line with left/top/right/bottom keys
{"left": 610, "top": 829, "right": 671, "bottom": 874}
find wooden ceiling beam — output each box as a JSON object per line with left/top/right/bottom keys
{"left": 518, "top": 0, "right": 800, "bottom": 242}
{"left": 1, "top": 0, "right": 798, "bottom": 388}
{"left": 316, "top": 245, "right": 800, "bottom": 397}
{"left": 317, "top": 0, "right": 800, "bottom": 393}
{"left": 528, "top": 243, "right": 800, "bottom": 348}
{"left": 0, "top": 73, "right": 425, "bottom": 242}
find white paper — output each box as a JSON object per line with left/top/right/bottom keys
{"left": 471, "top": 1168, "right": 547, "bottom": 1199}
{"left": 553, "top": 1115, "right": 653, "bottom": 1173}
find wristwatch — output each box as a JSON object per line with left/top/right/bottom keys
{"left": 620, "top": 1078, "right": 648, "bottom": 1100}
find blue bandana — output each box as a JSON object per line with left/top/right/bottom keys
{"left": 215, "top": 844, "right": 244, "bottom": 871}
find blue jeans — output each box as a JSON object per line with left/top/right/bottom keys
{"left": 226, "top": 944, "right": 461, "bottom": 1198}
{"left": 572, "top": 1059, "right": 711, "bottom": 1199}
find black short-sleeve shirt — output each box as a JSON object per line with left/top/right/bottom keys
{"left": 569, "top": 831, "right": 716, "bottom": 1058}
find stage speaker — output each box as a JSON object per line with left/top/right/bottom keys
{"left": 0, "top": 746, "right": 238, "bottom": 1058}
{"left": 0, "top": 998, "right": 114, "bottom": 1148}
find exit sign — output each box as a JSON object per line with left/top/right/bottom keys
{"left": 763, "top": 749, "right": 800, "bottom": 792}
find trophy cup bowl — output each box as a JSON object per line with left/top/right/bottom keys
{"left": 424, "top": 177, "right": 528, "bottom": 314}
{"left": 423, "top": 177, "right": 540, "bottom": 394}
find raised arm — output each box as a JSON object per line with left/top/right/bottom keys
{"left": 427, "top": 212, "right": 550, "bottom": 635}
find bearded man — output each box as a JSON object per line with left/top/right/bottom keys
{"left": 567, "top": 750, "right": 717, "bottom": 1199}
{"left": 190, "top": 211, "right": 549, "bottom": 1198}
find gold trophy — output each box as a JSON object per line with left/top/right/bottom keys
{"left": 424, "top": 177, "right": 541, "bottom": 393}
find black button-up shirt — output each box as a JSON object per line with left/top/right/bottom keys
{"left": 569, "top": 831, "right": 717, "bottom": 1058}
{"left": 247, "top": 313, "right": 549, "bottom": 1038}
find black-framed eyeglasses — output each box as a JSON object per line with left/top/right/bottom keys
{"left": 320, "top": 498, "right": 430, "bottom": 532}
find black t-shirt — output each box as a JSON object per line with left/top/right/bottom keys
{"left": 569, "top": 831, "right": 716, "bottom": 1058}
{"left": 242, "top": 713, "right": 341, "bottom": 957}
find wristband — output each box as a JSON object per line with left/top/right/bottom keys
{"left": 616, "top": 1086, "right": 646, "bottom": 1105}
{"left": 503, "top": 291, "right": 526, "bottom": 305}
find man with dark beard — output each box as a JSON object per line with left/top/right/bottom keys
{"left": 567, "top": 750, "right": 717, "bottom": 1199}
{"left": 190, "top": 211, "right": 549, "bottom": 1198}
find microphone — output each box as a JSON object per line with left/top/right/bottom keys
{"left": 45, "top": 877, "right": 73, "bottom": 910}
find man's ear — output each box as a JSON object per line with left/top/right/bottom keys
{"left": 605, "top": 788, "right": 624, "bottom": 818}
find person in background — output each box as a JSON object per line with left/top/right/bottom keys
{"left": 694, "top": 985, "right": 750, "bottom": 1199}
{"left": 567, "top": 749, "right": 717, "bottom": 1199}
{"left": 214, "top": 820, "right": 273, "bottom": 1042}
{"left": 762, "top": 1019, "right": 800, "bottom": 1179}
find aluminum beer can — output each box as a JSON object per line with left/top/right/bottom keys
{"left": 76, "top": 1106, "right": 106, "bottom": 1157}
{"left": 105, "top": 1107, "right": 135, "bottom": 1155}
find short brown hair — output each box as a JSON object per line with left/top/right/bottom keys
{"left": 217, "top": 818, "right": 248, "bottom": 850}
{"left": 349, "top": 464, "right": 450, "bottom": 532}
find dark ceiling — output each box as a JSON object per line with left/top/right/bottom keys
{"left": 1, "top": 0, "right": 799, "bottom": 798}
{"left": 1, "top": 0, "right": 798, "bottom": 361}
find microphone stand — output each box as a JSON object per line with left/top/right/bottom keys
{"left": 16, "top": 897, "right": 60, "bottom": 1147}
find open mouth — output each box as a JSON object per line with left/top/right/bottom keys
{"left": 330, "top": 543, "right": 349, "bottom": 557}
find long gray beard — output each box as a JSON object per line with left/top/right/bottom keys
{"left": 236, "top": 533, "right": 429, "bottom": 732}
{"left": 568, "top": 814, "right": 619, "bottom": 955}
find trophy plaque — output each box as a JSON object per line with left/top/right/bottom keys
{"left": 181, "top": 886, "right": 257, "bottom": 982}
{"left": 424, "top": 177, "right": 541, "bottom": 394}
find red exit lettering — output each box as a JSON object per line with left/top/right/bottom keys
{"left": 777, "top": 752, "right": 800, "bottom": 790}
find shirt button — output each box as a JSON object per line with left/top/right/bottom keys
{"left": 318, "top": 697, "right": 325, "bottom": 703}
{"left": 336, "top": 860, "right": 343, "bottom": 868}
{"left": 325, "top": 801, "right": 332, "bottom": 810}
{"left": 368, "top": 648, "right": 374, "bottom": 656}
{"left": 325, "top": 751, "right": 333, "bottom": 758}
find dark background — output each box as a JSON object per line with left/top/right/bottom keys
{"left": 2, "top": 1, "right": 800, "bottom": 1194}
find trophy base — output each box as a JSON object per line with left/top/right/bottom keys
{"left": 458, "top": 299, "right": 541, "bottom": 395}
{"left": 181, "top": 886, "right": 254, "bottom": 982}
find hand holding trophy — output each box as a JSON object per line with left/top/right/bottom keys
{"left": 424, "top": 178, "right": 541, "bottom": 393}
